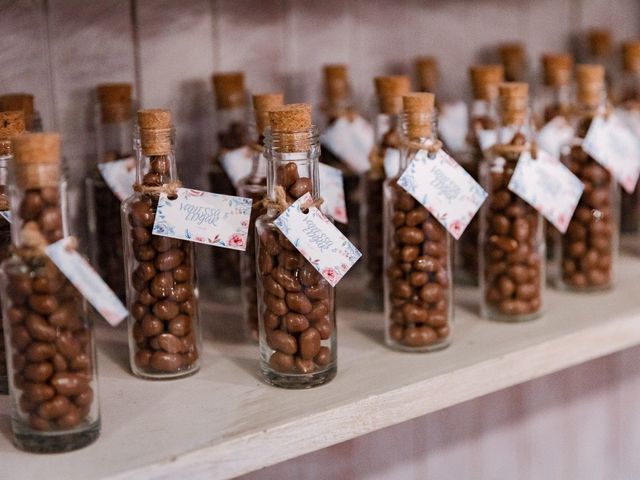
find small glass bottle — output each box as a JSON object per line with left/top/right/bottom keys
{"left": 209, "top": 72, "right": 248, "bottom": 300}
{"left": 499, "top": 43, "right": 528, "bottom": 83}
{"left": 122, "top": 109, "right": 201, "bottom": 379}
{"left": 414, "top": 56, "right": 439, "bottom": 95}
{"left": 361, "top": 76, "right": 410, "bottom": 308}
{"left": 0, "top": 132, "right": 100, "bottom": 452}
{"left": 238, "top": 92, "right": 284, "bottom": 340}
{"left": 0, "top": 111, "right": 25, "bottom": 395}
{"left": 538, "top": 54, "right": 574, "bottom": 125}
{"left": 384, "top": 93, "right": 453, "bottom": 351}
{"left": 256, "top": 103, "right": 336, "bottom": 388}
{"left": 557, "top": 65, "right": 618, "bottom": 290}
{"left": 480, "top": 83, "right": 545, "bottom": 321}
{"left": 455, "top": 65, "right": 504, "bottom": 286}
{"left": 320, "top": 64, "right": 361, "bottom": 246}
{"left": 617, "top": 41, "right": 640, "bottom": 234}
{"left": 86, "top": 83, "right": 134, "bottom": 300}
{"left": 0, "top": 94, "right": 43, "bottom": 132}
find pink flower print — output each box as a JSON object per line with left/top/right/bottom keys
{"left": 228, "top": 233, "right": 244, "bottom": 247}
{"left": 195, "top": 236, "right": 205, "bottom": 243}
{"left": 449, "top": 220, "right": 463, "bottom": 238}
{"left": 322, "top": 267, "right": 338, "bottom": 283}
{"left": 333, "top": 206, "right": 347, "bottom": 222}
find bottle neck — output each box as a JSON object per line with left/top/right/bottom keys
{"left": 618, "top": 71, "right": 640, "bottom": 106}
{"left": 399, "top": 112, "right": 438, "bottom": 172}
{"left": 497, "top": 106, "right": 533, "bottom": 144}
{"left": 215, "top": 106, "right": 248, "bottom": 151}
{"left": 97, "top": 119, "right": 134, "bottom": 162}
{"left": 375, "top": 113, "right": 401, "bottom": 148}
{"left": 134, "top": 126, "right": 179, "bottom": 186}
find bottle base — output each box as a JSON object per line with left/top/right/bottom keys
{"left": 132, "top": 364, "right": 200, "bottom": 380}
{"left": 13, "top": 421, "right": 100, "bottom": 453}
{"left": 261, "top": 364, "right": 337, "bottom": 389}
{"left": 556, "top": 281, "right": 613, "bottom": 293}
{"left": 386, "top": 338, "right": 452, "bottom": 353}
{"left": 483, "top": 309, "right": 542, "bottom": 323}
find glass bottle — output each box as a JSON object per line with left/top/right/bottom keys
{"left": 238, "top": 93, "right": 284, "bottom": 340}
{"left": 480, "top": 83, "right": 545, "bottom": 321}
{"left": 617, "top": 41, "right": 640, "bottom": 234}
{"left": 361, "top": 76, "right": 410, "bottom": 309}
{"left": 319, "top": 64, "right": 361, "bottom": 246}
{"left": 86, "top": 83, "right": 134, "bottom": 300}
{"left": 209, "top": 72, "right": 248, "bottom": 300}
{"left": 0, "top": 111, "right": 25, "bottom": 395}
{"left": 455, "top": 65, "right": 504, "bottom": 286}
{"left": 256, "top": 103, "right": 336, "bottom": 388}
{"left": 557, "top": 65, "right": 618, "bottom": 290}
{"left": 499, "top": 43, "right": 528, "bottom": 83}
{"left": 122, "top": 109, "right": 201, "bottom": 379}
{"left": 383, "top": 93, "right": 453, "bottom": 351}
{"left": 0, "top": 132, "right": 100, "bottom": 452}
{"left": 0, "top": 94, "right": 43, "bottom": 132}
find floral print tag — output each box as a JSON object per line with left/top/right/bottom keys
{"left": 274, "top": 193, "right": 362, "bottom": 287}
{"left": 152, "top": 188, "right": 252, "bottom": 250}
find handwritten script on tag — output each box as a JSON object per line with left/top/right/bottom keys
{"left": 537, "top": 116, "right": 575, "bottom": 159}
{"left": 383, "top": 147, "right": 401, "bottom": 178}
{"left": 321, "top": 115, "right": 374, "bottom": 174}
{"left": 45, "top": 238, "right": 128, "bottom": 326}
{"left": 439, "top": 101, "right": 469, "bottom": 152}
{"left": 274, "top": 193, "right": 361, "bottom": 286}
{"left": 152, "top": 188, "right": 252, "bottom": 250}
{"left": 397, "top": 149, "right": 487, "bottom": 239}
{"left": 98, "top": 156, "right": 137, "bottom": 201}
{"left": 319, "top": 163, "right": 348, "bottom": 224}
{"left": 583, "top": 113, "right": 640, "bottom": 194}
{"left": 508, "top": 150, "right": 584, "bottom": 233}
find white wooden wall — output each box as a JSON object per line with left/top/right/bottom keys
{"left": 2, "top": 0, "right": 639, "bottom": 478}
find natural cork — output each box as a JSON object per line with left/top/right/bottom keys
{"left": 499, "top": 82, "right": 529, "bottom": 124}
{"left": 0, "top": 94, "right": 34, "bottom": 117}
{"left": 212, "top": 72, "right": 245, "bottom": 109}
{"left": 97, "top": 83, "right": 133, "bottom": 123}
{"left": 622, "top": 41, "right": 640, "bottom": 73}
{"left": 541, "top": 53, "right": 573, "bottom": 87}
{"left": 414, "top": 56, "right": 439, "bottom": 93}
{"left": 324, "top": 64, "right": 349, "bottom": 103}
{"left": 12, "top": 133, "right": 61, "bottom": 188}
{"left": 138, "top": 109, "right": 172, "bottom": 156}
{"left": 499, "top": 43, "right": 525, "bottom": 81}
{"left": 403, "top": 93, "right": 435, "bottom": 139}
{"left": 469, "top": 65, "right": 504, "bottom": 101}
{"left": 375, "top": 76, "right": 411, "bottom": 114}
{"left": 269, "top": 103, "right": 312, "bottom": 153}
{"left": 0, "top": 111, "right": 26, "bottom": 140}
{"left": 576, "top": 64, "right": 605, "bottom": 107}
{"left": 587, "top": 29, "right": 611, "bottom": 58}
{"left": 253, "top": 93, "right": 284, "bottom": 135}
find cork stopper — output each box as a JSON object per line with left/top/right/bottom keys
{"left": 137, "top": 109, "right": 172, "bottom": 156}
{"left": 323, "top": 64, "right": 349, "bottom": 103}
{"left": 0, "top": 111, "right": 26, "bottom": 140}
{"left": 212, "top": 72, "right": 246, "bottom": 109}
{"left": 414, "top": 56, "right": 439, "bottom": 92}
{"left": 587, "top": 29, "right": 612, "bottom": 58}
{"left": 403, "top": 93, "right": 435, "bottom": 139}
{"left": 469, "top": 65, "right": 505, "bottom": 101}
{"left": 268, "top": 103, "right": 313, "bottom": 153}
{"left": 541, "top": 53, "right": 573, "bottom": 87}
{"left": 252, "top": 93, "right": 284, "bottom": 135}
{"left": 374, "top": 76, "right": 411, "bottom": 114}
{"left": 622, "top": 41, "right": 640, "bottom": 72}
{"left": 97, "top": 83, "right": 133, "bottom": 123}
{"left": 576, "top": 64, "right": 605, "bottom": 107}
{"left": 0, "top": 94, "right": 34, "bottom": 118}
{"left": 12, "top": 133, "right": 61, "bottom": 188}
{"left": 498, "top": 82, "right": 529, "bottom": 124}
{"left": 499, "top": 43, "right": 525, "bottom": 81}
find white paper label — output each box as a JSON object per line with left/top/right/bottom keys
{"left": 0, "top": 211, "right": 11, "bottom": 223}
{"left": 583, "top": 113, "right": 640, "bottom": 193}
{"left": 438, "top": 101, "right": 469, "bottom": 152}
{"left": 537, "top": 116, "right": 575, "bottom": 159}
{"left": 152, "top": 188, "right": 252, "bottom": 250}
{"left": 319, "top": 163, "right": 348, "bottom": 224}
{"left": 508, "top": 150, "right": 584, "bottom": 233}
{"left": 477, "top": 129, "right": 498, "bottom": 151}
{"left": 220, "top": 146, "right": 255, "bottom": 187}
{"left": 397, "top": 148, "right": 488, "bottom": 239}
{"left": 321, "top": 115, "right": 374, "bottom": 174}
{"left": 45, "top": 238, "right": 128, "bottom": 326}
{"left": 274, "top": 192, "right": 361, "bottom": 286}
{"left": 97, "top": 156, "right": 137, "bottom": 201}
{"left": 616, "top": 108, "right": 640, "bottom": 136}
{"left": 383, "top": 147, "right": 401, "bottom": 178}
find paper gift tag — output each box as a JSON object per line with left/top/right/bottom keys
{"left": 477, "top": 129, "right": 498, "bottom": 151}
{"left": 508, "top": 150, "right": 584, "bottom": 233}
{"left": 583, "top": 113, "right": 640, "bottom": 193}
{"left": 397, "top": 148, "right": 488, "bottom": 239}
{"left": 220, "top": 146, "right": 256, "bottom": 187}
{"left": 97, "top": 156, "right": 137, "bottom": 201}
{"left": 0, "top": 211, "right": 11, "bottom": 223}
{"left": 537, "top": 116, "right": 575, "bottom": 159}
{"left": 274, "top": 193, "right": 361, "bottom": 287}
{"left": 383, "top": 147, "right": 401, "bottom": 178}
{"left": 616, "top": 108, "right": 640, "bottom": 136}
{"left": 319, "top": 163, "right": 348, "bottom": 224}
{"left": 152, "top": 188, "right": 252, "bottom": 250}
{"left": 321, "top": 115, "right": 374, "bottom": 174}
{"left": 438, "top": 101, "right": 469, "bottom": 152}
{"left": 45, "top": 238, "right": 128, "bottom": 326}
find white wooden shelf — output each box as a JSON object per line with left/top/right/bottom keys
{"left": 2, "top": 251, "right": 640, "bottom": 480}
